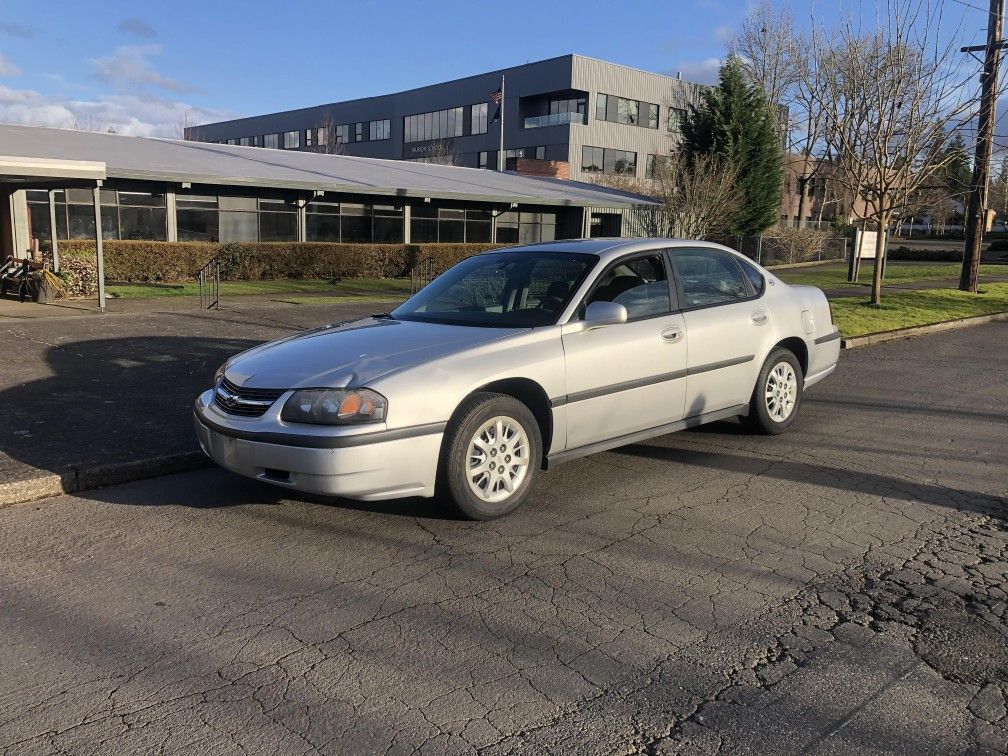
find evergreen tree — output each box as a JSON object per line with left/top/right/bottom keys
{"left": 941, "top": 132, "right": 971, "bottom": 208}
{"left": 682, "top": 55, "right": 783, "bottom": 237}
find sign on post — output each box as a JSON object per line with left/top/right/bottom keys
{"left": 849, "top": 227, "right": 886, "bottom": 282}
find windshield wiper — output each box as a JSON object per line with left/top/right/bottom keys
{"left": 371, "top": 312, "right": 397, "bottom": 320}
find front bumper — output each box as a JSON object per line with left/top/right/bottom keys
{"left": 193, "top": 390, "right": 443, "bottom": 501}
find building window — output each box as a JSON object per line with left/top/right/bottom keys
{"left": 646, "top": 103, "right": 659, "bottom": 129}
{"left": 369, "top": 118, "right": 391, "bottom": 141}
{"left": 549, "top": 96, "right": 586, "bottom": 122}
{"left": 305, "top": 200, "right": 404, "bottom": 243}
{"left": 410, "top": 204, "right": 493, "bottom": 243}
{"left": 495, "top": 209, "right": 556, "bottom": 244}
{"left": 30, "top": 189, "right": 167, "bottom": 242}
{"left": 263, "top": 133, "right": 279, "bottom": 149}
{"left": 259, "top": 198, "right": 298, "bottom": 241}
{"left": 534, "top": 146, "right": 545, "bottom": 160}
{"left": 596, "top": 92, "right": 657, "bottom": 128}
{"left": 305, "top": 129, "right": 314, "bottom": 148}
{"left": 334, "top": 124, "right": 350, "bottom": 144}
{"left": 471, "top": 102, "right": 488, "bottom": 135}
{"left": 582, "top": 145, "right": 636, "bottom": 175}
{"left": 581, "top": 145, "right": 604, "bottom": 173}
{"left": 667, "top": 107, "right": 687, "bottom": 136}
{"left": 404, "top": 106, "right": 465, "bottom": 143}
{"left": 646, "top": 154, "right": 673, "bottom": 178}
{"left": 478, "top": 151, "right": 489, "bottom": 169}
{"left": 283, "top": 131, "right": 300, "bottom": 149}
{"left": 176, "top": 195, "right": 219, "bottom": 242}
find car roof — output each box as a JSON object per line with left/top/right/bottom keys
{"left": 498, "top": 238, "right": 745, "bottom": 265}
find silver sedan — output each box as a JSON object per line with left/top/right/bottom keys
{"left": 194, "top": 239, "right": 840, "bottom": 519}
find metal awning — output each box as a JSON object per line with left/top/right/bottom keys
{"left": 0, "top": 156, "right": 106, "bottom": 186}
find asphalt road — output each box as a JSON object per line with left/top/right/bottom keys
{"left": 1, "top": 324, "right": 1006, "bottom": 755}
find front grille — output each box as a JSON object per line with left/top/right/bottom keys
{"left": 214, "top": 377, "right": 286, "bottom": 417}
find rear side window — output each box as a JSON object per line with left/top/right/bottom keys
{"left": 736, "top": 257, "right": 765, "bottom": 296}
{"left": 671, "top": 249, "right": 751, "bottom": 308}
{"left": 585, "top": 254, "right": 671, "bottom": 320}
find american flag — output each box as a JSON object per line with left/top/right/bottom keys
{"left": 490, "top": 87, "right": 503, "bottom": 104}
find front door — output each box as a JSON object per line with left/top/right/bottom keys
{"left": 560, "top": 252, "right": 687, "bottom": 451}
{"left": 669, "top": 247, "right": 770, "bottom": 416}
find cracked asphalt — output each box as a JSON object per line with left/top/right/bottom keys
{"left": 0, "top": 323, "right": 1006, "bottom": 755}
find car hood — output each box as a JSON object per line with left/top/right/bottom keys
{"left": 224, "top": 317, "right": 522, "bottom": 389}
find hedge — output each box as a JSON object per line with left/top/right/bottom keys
{"left": 44, "top": 241, "right": 504, "bottom": 286}
{"left": 887, "top": 246, "right": 964, "bottom": 262}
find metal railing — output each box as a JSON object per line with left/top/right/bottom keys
{"left": 198, "top": 257, "right": 220, "bottom": 309}
{"left": 523, "top": 112, "right": 584, "bottom": 129}
{"left": 410, "top": 257, "right": 436, "bottom": 294}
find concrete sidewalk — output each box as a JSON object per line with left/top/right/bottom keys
{"left": 0, "top": 295, "right": 402, "bottom": 501}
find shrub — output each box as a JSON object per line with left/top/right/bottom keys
{"left": 41, "top": 241, "right": 504, "bottom": 297}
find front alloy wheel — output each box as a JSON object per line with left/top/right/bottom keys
{"left": 466, "top": 416, "right": 531, "bottom": 504}
{"left": 441, "top": 392, "right": 541, "bottom": 520}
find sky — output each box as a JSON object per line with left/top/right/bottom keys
{"left": 0, "top": 0, "right": 995, "bottom": 138}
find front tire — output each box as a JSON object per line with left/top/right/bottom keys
{"left": 439, "top": 392, "right": 542, "bottom": 520}
{"left": 744, "top": 348, "right": 803, "bottom": 434}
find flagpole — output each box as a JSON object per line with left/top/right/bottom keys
{"left": 497, "top": 73, "right": 505, "bottom": 171}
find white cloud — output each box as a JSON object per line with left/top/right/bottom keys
{"left": 0, "top": 52, "right": 20, "bottom": 77}
{"left": 90, "top": 44, "right": 196, "bottom": 94}
{"left": 669, "top": 58, "right": 723, "bottom": 85}
{"left": 0, "top": 83, "right": 231, "bottom": 137}
{"left": 713, "top": 24, "right": 733, "bottom": 43}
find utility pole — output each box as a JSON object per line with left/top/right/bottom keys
{"left": 961, "top": 0, "right": 1006, "bottom": 293}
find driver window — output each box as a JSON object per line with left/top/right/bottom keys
{"left": 672, "top": 249, "right": 751, "bottom": 308}
{"left": 586, "top": 254, "right": 670, "bottom": 320}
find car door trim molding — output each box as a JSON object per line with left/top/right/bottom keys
{"left": 814, "top": 330, "right": 841, "bottom": 344}
{"left": 550, "top": 354, "right": 753, "bottom": 407}
{"left": 545, "top": 403, "right": 750, "bottom": 467}
{"left": 194, "top": 409, "right": 447, "bottom": 449}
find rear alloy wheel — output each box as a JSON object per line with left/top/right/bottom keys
{"left": 441, "top": 392, "right": 541, "bottom": 520}
{"left": 744, "top": 348, "right": 804, "bottom": 434}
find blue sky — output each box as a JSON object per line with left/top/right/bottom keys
{"left": 0, "top": 0, "right": 992, "bottom": 137}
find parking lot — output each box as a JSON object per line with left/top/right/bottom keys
{"left": 0, "top": 323, "right": 1006, "bottom": 754}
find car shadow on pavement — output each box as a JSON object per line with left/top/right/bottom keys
{"left": 613, "top": 444, "right": 1007, "bottom": 522}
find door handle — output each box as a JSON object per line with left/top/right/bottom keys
{"left": 660, "top": 326, "right": 683, "bottom": 343}
{"left": 751, "top": 310, "right": 769, "bottom": 325}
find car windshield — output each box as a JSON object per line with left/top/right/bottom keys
{"left": 391, "top": 251, "right": 598, "bottom": 327}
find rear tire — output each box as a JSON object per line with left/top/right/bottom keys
{"left": 743, "top": 348, "right": 803, "bottom": 435}
{"left": 439, "top": 392, "right": 542, "bottom": 520}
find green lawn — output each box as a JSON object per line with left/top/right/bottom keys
{"left": 777, "top": 263, "right": 1004, "bottom": 290}
{"left": 106, "top": 278, "right": 414, "bottom": 299}
{"left": 830, "top": 283, "right": 1008, "bottom": 337}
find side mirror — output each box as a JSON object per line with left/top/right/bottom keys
{"left": 583, "top": 300, "right": 628, "bottom": 330}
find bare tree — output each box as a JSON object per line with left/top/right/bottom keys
{"left": 730, "top": 1, "right": 798, "bottom": 120}
{"left": 173, "top": 109, "right": 201, "bottom": 141}
{"left": 804, "top": 0, "right": 980, "bottom": 304}
{"left": 589, "top": 153, "right": 742, "bottom": 239}
{"left": 422, "top": 140, "right": 462, "bottom": 167}
{"left": 313, "top": 109, "right": 345, "bottom": 155}
{"left": 68, "top": 110, "right": 108, "bottom": 133}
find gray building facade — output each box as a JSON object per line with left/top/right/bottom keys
{"left": 188, "top": 54, "right": 706, "bottom": 184}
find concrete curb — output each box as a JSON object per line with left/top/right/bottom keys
{"left": 842, "top": 311, "right": 1008, "bottom": 349}
{"left": 0, "top": 451, "right": 211, "bottom": 507}
{"left": 767, "top": 258, "right": 845, "bottom": 271}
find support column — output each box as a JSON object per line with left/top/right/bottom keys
{"left": 491, "top": 209, "right": 498, "bottom": 244}
{"left": 48, "top": 190, "right": 60, "bottom": 272}
{"left": 93, "top": 184, "right": 106, "bottom": 312}
{"left": 297, "top": 199, "right": 307, "bottom": 242}
{"left": 165, "top": 191, "right": 178, "bottom": 242}
{"left": 402, "top": 204, "right": 411, "bottom": 243}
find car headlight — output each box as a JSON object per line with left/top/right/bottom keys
{"left": 281, "top": 388, "right": 388, "bottom": 425}
{"left": 213, "top": 363, "right": 227, "bottom": 388}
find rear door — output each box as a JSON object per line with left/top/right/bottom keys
{"left": 560, "top": 251, "right": 688, "bottom": 451}
{"left": 668, "top": 248, "right": 769, "bottom": 416}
